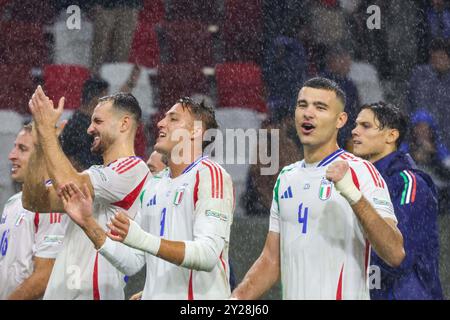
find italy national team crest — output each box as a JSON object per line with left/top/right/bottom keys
{"left": 173, "top": 185, "right": 187, "bottom": 205}
{"left": 319, "top": 178, "right": 332, "bottom": 200}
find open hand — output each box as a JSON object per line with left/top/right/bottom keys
{"left": 29, "top": 85, "right": 65, "bottom": 131}
{"left": 59, "top": 182, "right": 93, "bottom": 227}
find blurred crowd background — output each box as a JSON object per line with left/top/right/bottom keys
{"left": 1, "top": 0, "right": 450, "bottom": 299}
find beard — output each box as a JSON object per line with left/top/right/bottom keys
{"left": 90, "top": 133, "right": 114, "bottom": 155}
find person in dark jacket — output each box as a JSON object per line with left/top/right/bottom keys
{"left": 401, "top": 109, "right": 450, "bottom": 213}
{"left": 352, "top": 101, "right": 443, "bottom": 300}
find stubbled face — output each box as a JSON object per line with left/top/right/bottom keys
{"left": 8, "top": 130, "right": 34, "bottom": 183}
{"left": 154, "top": 103, "right": 195, "bottom": 157}
{"left": 146, "top": 151, "right": 167, "bottom": 174}
{"left": 295, "top": 87, "right": 346, "bottom": 148}
{"left": 352, "top": 109, "right": 391, "bottom": 162}
{"left": 87, "top": 101, "right": 120, "bottom": 155}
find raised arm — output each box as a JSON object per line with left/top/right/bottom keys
{"left": 22, "top": 128, "right": 64, "bottom": 212}
{"left": 326, "top": 161, "right": 405, "bottom": 267}
{"left": 29, "top": 86, "right": 94, "bottom": 197}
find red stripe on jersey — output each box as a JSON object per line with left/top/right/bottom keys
{"left": 50, "top": 213, "right": 53, "bottom": 224}
{"left": 408, "top": 170, "right": 417, "bottom": 203}
{"left": 218, "top": 165, "right": 223, "bottom": 199}
{"left": 339, "top": 153, "right": 350, "bottom": 160}
{"left": 363, "top": 161, "right": 380, "bottom": 187}
{"left": 364, "top": 239, "right": 370, "bottom": 279}
{"left": 210, "top": 161, "right": 222, "bottom": 198}
{"left": 380, "top": 175, "right": 385, "bottom": 188}
{"left": 367, "top": 162, "right": 382, "bottom": 187}
{"left": 113, "top": 158, "right": 135, "bottom": 172}
{"left": 202, "top": 161, "right": 216, "bottom": 198}
{"left": 193, "top": 171, "right": 200, "bottom": 209}
{"left": 219, "top": 251, "right": 227, "bottom": 275}
{"left": 211, "top": 162, "right": 219, "bottom": 198}
{"left": 112, "top": 173, "right": 149, "bottom": 210}
{"left": 34, "top": 212, "right": 39, "bottom": 233}
{"left": 93, "top": 252, "right": 100, "bottom": 300}
{"left": 117, "top": 160, "right": 140, "bottom": 175}
{"left": 206, "top": 160, "right": 224, "bottom": 199}
{"left": 349, "top": 167, "right": 360, "bottom": 190}
{"left": 58, "top": 213, "right": 62, "bottom": 223}
{"left": 343, "top": 152, "right": 356, "bottom": 160}
{"left": 336, "top": 264, "right": 344, "bottom": 300}
{"left": 188, "top": 271, "right": 194, "bottom": 300}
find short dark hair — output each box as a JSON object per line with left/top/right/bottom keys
{"left": 177, "top": 96, "right": 219, "bottom": 150}
{"left": 360, "top": 102, "right": 408, "bottom": 148}
{"left": 98, "top": 92, "right": 142, "bottom": 123}
{"left": 22, "top": 121, "right": 32, "bottom": 133}
{"left": 302, "top": 77, "right": 346, "bottom": 108}
{"left": 81, "top": 77, "right": 109, "bottom": 106}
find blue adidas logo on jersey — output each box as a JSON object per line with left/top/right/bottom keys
{"left": 280, "top": 186, "right": 293, "bottom": 199}
{"left": 147, "top": 194, "right": 157, "bottom": 206}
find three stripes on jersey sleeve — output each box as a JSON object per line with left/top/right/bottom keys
{"left": 111, "top": 157, "right": 142, "bottom": 175}
{"left": 339, "top": 152, "right": 385, "bottom": 188}
{"left": 399, "top": 170, "right": 416, "bottom": 205}
{"left": 201, "top": 160, "right": 224, "bottom": 199}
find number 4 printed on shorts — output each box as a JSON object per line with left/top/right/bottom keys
{"left": 298, "top": 203, "right": 308, "bottom": 234}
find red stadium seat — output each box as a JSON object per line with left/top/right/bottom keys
{"left": 129, "top": 22, "right": 161, "bottom": 68}
{"left": 128, "top": 0, "right": 164, "bottom": 68}
{"left": 0, "top": 64, "right": 34, "bottom": 114}
{"left": 43, "top": 65, "right": 91, "bottom": 110}
{"left": 139, "top": 0, "right": 165, "bottom": 25}
{"left": 159, "top": 21, "right": 214, "bottom": 66}
{"left": 222, "top": 0, "right": 262, "bottom": 62}
{"left": 0, "top": 21, "right": 47, "bottom": 67}
{"left": 157, "top": 64, "right": 209, "bottom": 110}
{"left": 215, "top": 62, "right": 267, "bottom": 113}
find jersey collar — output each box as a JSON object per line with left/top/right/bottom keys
{"left": 181, "top": 155, "right": 209, "bottom": 175}
{"left": 302, "top": 148, "right": 345, "bottom": 168}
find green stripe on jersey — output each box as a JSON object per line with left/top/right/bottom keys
{"left": 400, "top": 171, "right": 409, "bottom": 205}
{"left": 139, "top": 189, "right": 146, "bottom": 208}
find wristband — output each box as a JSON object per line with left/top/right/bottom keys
{"left": 123, "top": 219, "right": 161, "bottom": 255}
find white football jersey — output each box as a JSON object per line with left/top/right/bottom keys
{"left": 99, "top": 156, "right": 234, "bottom": 299}
{"left": 142, "top": 156, "right": 234, "bottom": 299}
{"left": 269, "top": 149, "right": 396, "bottom": 300}
{"left": 44, "top": 156, "right": 149, "bottom": 300}
{"left": 0, "top": 192, "right": 67, "bottom": 299}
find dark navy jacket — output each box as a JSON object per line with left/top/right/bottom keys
{"left": 370, "top": 151, "right": 443, "bottom": 300}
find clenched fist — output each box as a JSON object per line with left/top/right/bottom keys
{"left": 326, "top": 161, "right": 362, "bottom": 205}
{"left": 326, "top": 161, "right": 349, "bottom": 183}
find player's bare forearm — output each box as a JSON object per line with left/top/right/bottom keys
{"left": 36, "top": 127, "right": 83, "bottom": 191}
{"left": 82, "top": 217, "right": 107, "bottom": 250}
{"left": 7, "top": 257, "right": 55, "bottom": 300}
{"left": 22, "top": 144, "right": 52, "bottom": 212}
{"left": 157, "top": 239, "right": 186, "bottom": 265}
{"left": 352, "top": 196, "right": 405, "bottom": 267}
{"left": 231, "top": 232, "right": 280, "bottom": 300}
